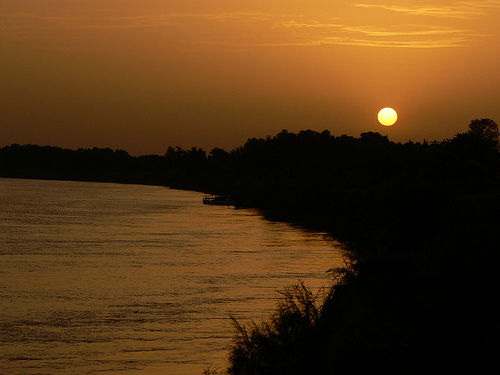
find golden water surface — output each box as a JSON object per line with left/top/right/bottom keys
{"left": 0, "top": 178, "right": 343, "bottom": 374}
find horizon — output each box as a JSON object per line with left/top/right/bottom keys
{"left": 1, "top": 125, "right": 473, "bottom": 157}
{"left": 1, "top": 1, "right": 499, "bottom": 155}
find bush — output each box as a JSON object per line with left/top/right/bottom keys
{"left": 227, "top": 281, "right": 325, "bottom": 375}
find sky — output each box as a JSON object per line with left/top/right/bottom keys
{"left": 1, "top": 0, "right": 499, "bottom": 155}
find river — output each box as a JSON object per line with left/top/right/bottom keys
{"left": 0, "top": 178, "right": 343, "bottom": 374}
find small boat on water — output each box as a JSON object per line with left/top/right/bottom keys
{"left": 202, "top": 195, "right": 235, "bottom": 206}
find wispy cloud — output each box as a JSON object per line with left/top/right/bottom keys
{"left": 342, "top": 24, "right": 469, "bottom": 37}
{"left": 355, "top": 1, "right": 500, "bottom": 19}
{"left": 319, "top": 36, "right": 468, "bottom": 48}
{"left": 219, "top": 39, "right": 467, "bottom": 48}
{"left": 270, "top": 20, "right": 474, "bottom": 48}
{"left": 0, "top": 7, "right": 490, "bottom": 49}
{"left": 187, "top": 25, "right": 470, "bottom": 49}
{"left": 276, "top": 19, "right": 343, "bottom": 29}
{"left": 247, "top": 37, "right": 468, "bottom": 49}
{"left": 0, "top": 10, "right": 276, "bottom": 34}
{"left": 192, "top": 11, "right": 275, "bottom": 23}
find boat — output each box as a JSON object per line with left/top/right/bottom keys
{"left": 202, "top": 195, "right": 235, "bottom": 206}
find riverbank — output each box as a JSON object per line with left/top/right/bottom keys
{"left": 3, "top": 121, "right": 500, "bottom": 373}
{"left": 204, "top": 125, "right": 500, "bottom": 374}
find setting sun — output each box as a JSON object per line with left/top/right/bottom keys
{"left": 378, "top": 108, "right": 398, "bottom": 126}
{"left": 0, "top": 1, "right": 499, "bottom": 153}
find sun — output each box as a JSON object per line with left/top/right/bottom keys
{"left": 378, "top": 107, "right": 398, "bottom": 126}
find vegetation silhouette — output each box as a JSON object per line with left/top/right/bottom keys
{"left": 1, "top": 118, "right": 499, "bottom": 373}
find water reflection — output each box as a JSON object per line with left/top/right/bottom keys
{"left": 0, "top": 178, "right": 343, "bottom": 374}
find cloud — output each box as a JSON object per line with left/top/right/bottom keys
{"left": 188, "top": 26, "right": 470, "bottom": 49}
{"left": 192, "top": 11, "right": 275, "bottom": 23}
{"left": 269, "top": 20, "right": 473, "bottom": 48}
{"left": 0, "top": 6, "right": 488, "bottom": 50}
{"left": 317, "top": 36, "right": 468, "bottom": 48}
{"left": 139, "top": 12, "right": 476, "bottom": 49}
{"left": 242, "top": 37, "right": 468, "bottom": 49}
{"left": 354, "top": 1, "right": 500, "bottom": 19}
{"left": 0, "top": 10, "right": 276, "bottom": 34}
{"left": 342, "top": 24, "right": 469, "bottom": 37}
{"left": 276, "top": 19, "right": 344, "bottom": 29}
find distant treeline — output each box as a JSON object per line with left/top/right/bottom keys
{"left": 2, "top": 119, "right": 500, "bottom": 374}
{"left": 0, "top": 145, "right": 164, "bottom": 185}
{"left": 2, "top": 120, "right": 500, "bottom": 242}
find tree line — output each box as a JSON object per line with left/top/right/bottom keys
{"left": 2, "top": 118, "right": 500, "bottom": 374}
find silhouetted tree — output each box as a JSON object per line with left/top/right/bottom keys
{"left": 3, "top": 121, "right": 500, "bottom": 375}
{"left": 468, "top": 118, "right": 499, "bottom": 143}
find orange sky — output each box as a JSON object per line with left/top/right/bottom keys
{"left": 1, "top": 0, "right": 499, "bottom": 155}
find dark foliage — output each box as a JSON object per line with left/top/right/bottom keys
{"left": 0, "top": 144, "right": 160, "bottom": 184}
{"left": 228, "top": 282, "right": 324, "bottom": 375}
{"left": 208, "top": 120, "right": 500, "bottom": 374}
{"left": 2, "top": 119, "right": 500, "bottom": 374}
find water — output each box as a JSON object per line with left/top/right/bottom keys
{"left": 0, "top": 178, "right": 343, "bottom": 374}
